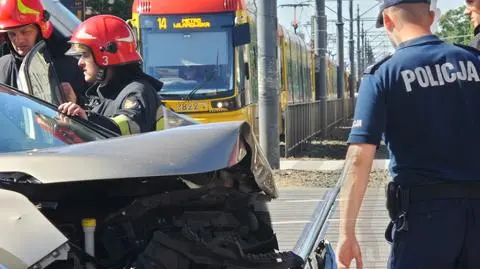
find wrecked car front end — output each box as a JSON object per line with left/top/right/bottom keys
{"left": 0, "top": 121, "right": 307, "bottom": 269}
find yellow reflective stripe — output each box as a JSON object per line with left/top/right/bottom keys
{"left": 155, "top": 106, "right": 165, "bottom": 131}
{"left": 17, "top": 0, "right": 40, "bottom": 15}
{"left": 156, "top": 118, "right": 165, "bottom": 131}
{"left": 111, "top": 115, "right": 131, "bottom": 135}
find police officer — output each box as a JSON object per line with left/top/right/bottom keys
{"left": 58, "top": 14, "right": 163, "bottom": 135}
{"left": 0, "top": 0, "right": 87, "bottom": 104}
{"left": 465, "top": 0, "right": 480, "bottom": 49}
{"left": 336, "top": 0, "right": 480, "bottom": 268}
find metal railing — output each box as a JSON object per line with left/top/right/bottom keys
{"left": 284, "top": 97, "right": 356, "bottom": 157}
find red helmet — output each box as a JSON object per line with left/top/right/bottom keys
{"left": 0, "top": 0, "right": 53, "bottom": 39}
{"left": 66, "top": 15, "right": 142, "bottom": 68}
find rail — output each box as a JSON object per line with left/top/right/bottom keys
{"left": 284, "top": 97, "right": 356, "bottom": 157}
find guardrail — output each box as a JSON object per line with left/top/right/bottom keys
{"left": 284, "top": 97, "right": 356, "bottom": 157}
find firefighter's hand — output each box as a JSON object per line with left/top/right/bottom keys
{"left": 60, "top": 82, "right": 77, "bottom": 103}
{"left": 58, "top": 102, "right": 87, "bottom": 120}
{"left": 57, "top": 114, "right": 71, "bottom": 126}
{"left": 336, "top": 235, "right": 363, "bottom": 269}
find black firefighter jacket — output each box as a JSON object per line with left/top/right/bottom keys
{"left": 85, "top": 65, "right": 164, "bottom": 136}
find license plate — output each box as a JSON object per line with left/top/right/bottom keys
{"left": 176, "top": 102, "right": 207, "bottom": 112}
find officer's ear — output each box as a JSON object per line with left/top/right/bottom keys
{"left": 383, "top": 11, "right": 395, "bottom": 31}
{"left": 427, "top": 10, "right": 436, "bottom": 27}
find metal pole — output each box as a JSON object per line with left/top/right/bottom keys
{"left": 336, "top": 0, "right": 344, "bottom": 99}
{"left": 356, "top": 5, "right": 361, "bottom": 88}
{"left": 82, "top": 0, "right": 86, "bottom": 20}
{"left": 361, "top": 23, "right": 365, "bottom": 70}
{"left": 348, "top": 0, "right": 354, "bottom": 99}
{"left": 315, "top": 0, "right": 328, "bottom": 137}
{"left": 311, "top": 16, "right": 315, "bottom": 50}
{"left": 257, "top": 0, "right": 280, "bottom": 169}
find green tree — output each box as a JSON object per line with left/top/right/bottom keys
{"left": 86, "top": 0, "right": 134, "bottom": 20}
{"left": 436, "top": 6, "right": 473, "bottom": 45}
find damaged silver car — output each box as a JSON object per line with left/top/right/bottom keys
{"left": 0, "top": 89, "right": 279, "bottom": 268}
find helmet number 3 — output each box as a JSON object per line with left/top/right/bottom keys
{"left": 102, "top": 56, "right": 109, "bottom": 65}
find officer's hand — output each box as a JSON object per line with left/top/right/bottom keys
{"left": 60, "top": 82, "right": 77, "bottom": 103}
{"left": 58, "top": 102, "right": 87, "bottom": 120}
{"left": 336, "top": 235, "right": 363, "bottom": 269}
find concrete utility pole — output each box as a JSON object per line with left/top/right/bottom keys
{"left": 336, "top": 0, "right": 344, "bottom": 99}
{"left": 315, "top": 0, "right": 328, "bottom": 137}
{"left": 257, "top": 0, "right": 280, "bottom": 169}
{"left": 356, "top": 5, "right": 361, "bottom": 85}
{"left": 348, "top": 0, "right": 354, "bottom": 98}
{"left": 314, "top": 0, "right": 327, "bottom": 101}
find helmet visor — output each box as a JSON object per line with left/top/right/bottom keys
{"left": 65, "top": 43, "right": 90, "bottom": 57}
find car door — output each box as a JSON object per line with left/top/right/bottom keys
{"left": 17, "top": 40, "right": 67, "bottom": 106}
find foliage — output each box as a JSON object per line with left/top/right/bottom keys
{"left": 436, "top": 6, "right": 474, "bottom": 45}
{"left": 85, "top": 0, "right": 134, "bottom": 20}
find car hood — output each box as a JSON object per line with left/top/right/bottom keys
{"left": 0, "top": 121, "right": 278, "bottom": 198}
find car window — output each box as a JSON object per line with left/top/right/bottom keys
{"left": 0, "top": 88, "right": 106, "bottom": 153}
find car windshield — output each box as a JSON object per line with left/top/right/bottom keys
{"left": 143, "top": 30, "right": 234, "bottom": 96}
{"left": 0, "top": 87, "right": 107, "bottom": 153}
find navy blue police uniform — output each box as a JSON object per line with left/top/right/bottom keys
{"left": 348, "top": 0, "right": 480, "bottom": 268}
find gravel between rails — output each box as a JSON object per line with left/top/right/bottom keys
{"left": 275, "top": 119, "right": 392, "bottom": 188}
{"left": 273, "top": 169, "right": 392, "bottom": 189}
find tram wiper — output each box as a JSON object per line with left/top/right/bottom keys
{"left": 184, "top": 49, "right": 219, "bottom": 101}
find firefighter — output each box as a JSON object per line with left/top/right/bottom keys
{"left": 0, "top": 0, "right": 87, "bottom": 105}
{"left": 465, "top": 0, "right": 480, "bottom": 49}
{"left": 58, "top": 14, "right": 164, "bottom": 135}
{"left": 336, "top": 0, "right": 480, "bottom": 268}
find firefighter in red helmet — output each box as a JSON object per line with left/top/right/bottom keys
{"left": 0, "top": 0, "right": 88, "bottom": 105}
{"left": 58, "top": 15, "right": 164, "bottom": 135}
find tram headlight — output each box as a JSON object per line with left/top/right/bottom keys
{"left": 211, "top": 97, "right": 238, "bottom": 110}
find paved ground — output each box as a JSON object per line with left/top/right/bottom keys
{"left": 280, "top": 159, "right": 390, "bottom": 171}
{"left": 269, "top": 187, "right": 390, "bottom": 268}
